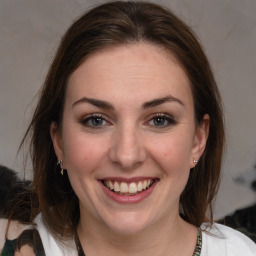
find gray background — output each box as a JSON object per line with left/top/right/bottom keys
{"left": 0, "top": 0, "right": 255, "bottom": 219}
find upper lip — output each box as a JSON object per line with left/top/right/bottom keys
{"left": 99, "top": 176, "right": 158, "bottom": 183}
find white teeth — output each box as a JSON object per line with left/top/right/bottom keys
{"left": 109, "top": 180, "right": 114, "bottom": 190}
{"left": 137, "top": 181, "right": 143, "bottom": 191}
{"left": 105, "top": 179, "right": 153, "bottom": 194}
{"left": 114, "top": 181, "right": 120, "bottom": 192}
{"left": 120, "top": 182, "right": 129, "bottom": 193}
{"left": 142, "top": 180, "right": 147, "bottom": 189}
{"left": 129, "top": 182, "right": 137, "bottom": 193}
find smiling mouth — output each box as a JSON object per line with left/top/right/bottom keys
{"left": 102, "top": 179, "right": 157, "bottom": 196}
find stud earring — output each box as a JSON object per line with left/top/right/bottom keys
{"left": 193, "top": 160, "right": 198, "bottom": 164}
{"left": 57, "top": 160, "right": 64, "bottom": 175}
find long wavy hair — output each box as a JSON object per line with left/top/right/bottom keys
{"left": 10, "top": 1, "right": 224, "bottom": 240}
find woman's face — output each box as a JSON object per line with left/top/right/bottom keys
{"left": 51, "top": 43, "right": 209, "bottom": 234}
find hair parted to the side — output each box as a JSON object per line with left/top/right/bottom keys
{"left": 15, "top": 1, "right": 224, "bottom": 239}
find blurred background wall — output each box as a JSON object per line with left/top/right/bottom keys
{"left": 0, "top": 0, "right": 255, "bottom": 219}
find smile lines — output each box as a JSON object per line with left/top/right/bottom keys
{"left": 103, "top": 179, "right": 154, "bottom": 195}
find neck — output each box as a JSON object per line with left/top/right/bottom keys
{"left": 77, "top": 212, "right": 198, "bottom": 256}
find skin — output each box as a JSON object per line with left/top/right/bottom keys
{"left": 14, "top": 245, "right": 35, "bottom": 256}
{"left": 51, "top": 43, "right": 209, "bottom": 255}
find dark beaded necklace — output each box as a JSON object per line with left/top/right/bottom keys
{"left": 75, "top": 228, "right": 202, "bottom": 256}
{"left": 74, "top": 232, "right": 85, "bottom": 256}
{"left": 193, "top": 229, "right": 202, "bottom": 256}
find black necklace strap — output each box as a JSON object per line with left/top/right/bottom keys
{"left": 74, "top": 231, "right": 86, "bottom": 256}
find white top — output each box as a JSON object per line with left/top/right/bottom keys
{"left": 35, "top": 214, "right": 77, "bottom": 256}
{"left": 35, "top": 215, "right": 256, "bottom": 256}
{"left": 1, "top": 215, "right": 255, "bottom": 255}
{"left": 200, "top": 223, "right": 256, "bottom": 255}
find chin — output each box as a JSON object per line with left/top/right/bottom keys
{"left": 103, "top": 211, "right": 151, "bottom": 235}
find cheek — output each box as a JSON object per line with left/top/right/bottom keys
{"left": 62, "top": 132, "right": 109, "bottom": 175}
{"left": 62, "top": 135, "right": 109, "bottom": 203}
{"left": 148, "top": 133, "right": 193, "bottom": 195}
{"left": 147, "top": 135, "right": 193, "bottom": 206}
{"left": 149, "top": 133, "right": 193, "bottom": 171}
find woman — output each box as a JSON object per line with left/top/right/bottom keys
{"left": 1, "top": 1, "right": 255, "bottom": 255}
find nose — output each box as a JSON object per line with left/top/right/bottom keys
{"left": 109, "top": 125, "right": 146, "bottom": 170}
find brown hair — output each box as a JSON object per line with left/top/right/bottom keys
{"left": 15, "top": 1, "right": 224, "bottom": 239}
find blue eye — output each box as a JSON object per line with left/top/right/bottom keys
{"left": 90, "top": 117, "right": 105, "bottom": 126}
{"left": 81, "top": 114, "right": 108, "bottom": 128}
{"left": 149, "top": 114, "right": 175, "bottom": 128}
{"left": 153, "top": 117, "right": 167, "bottom": 126}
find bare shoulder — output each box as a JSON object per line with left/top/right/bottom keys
{"left": 0, "top": 218, "right": 33, "bottom": 251}
{"left": 0, "top": 218, "right": 8, "bottom": 251}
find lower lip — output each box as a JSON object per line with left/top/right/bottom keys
{"left": 100, "top": 180, "right": 158, "bottom": 204}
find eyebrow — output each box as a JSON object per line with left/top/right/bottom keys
{"left": 72, "top": 97, "right": 114, "bottom": 110}
{"left": 72, "top": 95, "right": 184, "bottom": 110}
{"left": 142, "top": 96, "right": 184, "bottom": 109}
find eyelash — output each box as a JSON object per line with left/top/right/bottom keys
{"left": 81, "top": 114, "right": 110, "bottom": 128}
{"left": 80, "top": 113, "right": 176, "bottom": 129}
{"left": 147, "top": 113, "right": 176, "bottom": 128}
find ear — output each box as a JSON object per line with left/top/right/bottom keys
{"left": 190, "top": 114, "right": 210, "bottom": 168}
{"left": 50, "top": 122, "right": 64, "bottom": 163}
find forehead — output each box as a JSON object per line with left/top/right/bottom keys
{"left": 66, "top": 43, "right": 193, "bottom": 108}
